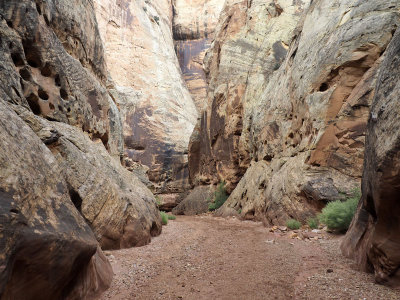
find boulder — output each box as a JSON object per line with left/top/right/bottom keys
{"left": 172, "top": 185, "right": 215, "bottom": 215}
{"left": 14, "top": 106, "right": 162, "bottom": 250}
{"left": 341, "top": 28, "right": 400, "bottom": 288}
{"left": 0, "top": 100, "right": 112, "bottom": 300}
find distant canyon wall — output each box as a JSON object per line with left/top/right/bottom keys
{"left": 94, "top": 0, "right": 198, "bottom": 194}
{"left": 173, "top": 0, "right": 224, "bottom": 111}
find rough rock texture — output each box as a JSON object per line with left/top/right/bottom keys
{"left": 190, "top": 0, "right": 400, "bottom": 224}
{"left": 94, "top": 0, "right": 197, "bottom": 194}
{"left": 173, "top": 0, "right": 225, "bottom": 110}
{"left": 0, "top": 0, "right": 123, "bottom": 158}
{"left": 14, "top": 107, "right": 162, "bottom": 250}
{"left": 0, "top": 100, "right": 112, "bottom": 300}
{"left": 342, "top": 28, "right": 400, "bottom": 288}
{"left": 0, "top": 0, "right": 162, "bottom": 250}
{"left": 172, "top": 185, "right": 215, "bottom": 215}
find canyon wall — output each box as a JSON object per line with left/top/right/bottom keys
{"left": 0, "top": 0, "right": 168, "bottom": 297}
{"left": 94, "top": 0, "right": 198, "bottom": 195}
{"left": 189, "top": 0, "right": 400, "bottom": 223}
{"left": 342, "top": 28, "right": 400, "bottom": 288}
{"left": 173, "top": 0, "right": 224, "bottom": 111}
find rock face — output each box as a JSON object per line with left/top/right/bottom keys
{"left": 14, "top": 107, "right": 162, "bottom": 250}
{"left": 0, "top": 1, "right": 164, "bottom": 295}
{"left": 190, "top": 0, "right": 400, "bottom": 224}
{"left": 341, "top": 28, "right": 400, "bottom": 288}
{"left": 173, "top": 0, "right": 224, "bottom": 110}
{"left": 0, "top": 101, "right": 112, "bottom": 299}
{"left": 94, "top": 0, "right": 197, "bottom": 194}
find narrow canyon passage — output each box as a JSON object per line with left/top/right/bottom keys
{"left": 100, "top": 216, "right": 400, "bottom": 300}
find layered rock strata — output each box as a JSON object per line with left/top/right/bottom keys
{"left": 189, "top": 0, "right": 400, "bottom": 223}
{"left": 0, "top": 0, "right": 164, "bottom": 296}
{"left": 94, "top": 0, "right": 197, "bottom": 194}
{"left": 342, "top": 28, "right": 400, "bottom": 288}
{"left": 173, "top": 0, "right": 224, "bottom": 110}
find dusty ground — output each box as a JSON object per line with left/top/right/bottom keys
{"left": 100, "top": 215, "right": 400, "bottom": 300}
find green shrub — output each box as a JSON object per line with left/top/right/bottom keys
{"left": 318, "top": 189, "right": 360, "bottom": 232}
{"left": 286, "top": 219, "right": 301, "bottom": 230}
{"left": 167, "top": 214, "right": 176, "bottom": 220}
{"left": 160, "top": 211, "right": 168, "bottom": 225}
{"left": 208, "top": 181, "right": 229, "bottom": 211}
{"left": 307, "top": 217, "right": 319, "bottom": 229}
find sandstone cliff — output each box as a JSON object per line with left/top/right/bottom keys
{"left": 189, "top": 0, "right": 400, "bottom": 223}
{"left": 341, "top": 28, "right": 400, "bottom": 288}
{"left": 94, "top": 0, "right": 198, "bottom": 194}
{"left": 173, "top": 0, "right": 224, "bottom": 110}
{"left": 0, "top": 0, "right": 165, "bottom": 297}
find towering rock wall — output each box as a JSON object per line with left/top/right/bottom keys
{"left": 0, "top": 0, "right": 166, "bottom": 297}
{"left": 173, "top": 0, "right": 224, "bottom": 111}
{"left": 342, "top": 28, "right": 400, "bottom": 288}
{"left": 189, "top": 0, "right": 400, "bottom": 223}
{"left": 94, "top": 0, "right": 198, "bottom": 194}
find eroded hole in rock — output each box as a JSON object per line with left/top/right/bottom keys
{"left": 68, "top": 189, "right": 82, "bottom": 213}
{"left": 23, "top": 42, "right": 42, "bottom": 68}
{"left": 26, "top": 93, "right": 41, "bottom": 115}
{"left": 150, "top": 221, "right": 159, "bottom": 237}
{"left": 36, "top": 3, "right": 42, "bottom": 15}
{"left": 60, "top": 88, "right": 68, "bottom": 100}
{"left": 12, "top": 86, "right": 21, "bottom": 98}
{"left": 38, "top": 88, "right": 49, "bottom": 100}
{"left": 10, "top": 208, "right": 19, "bottom": 214}
{"left": 58, "top": 105, "right": 63, "bottom": 111}
{"left": 19, "top": 68, "right": 31, "bottom": 81}
{"left": 44, "top": 15, "right": 50, "bottom": 26}
{"left": 319, "top": 82, "right": 329, "bottom": 92}
{"left": 6, "top": 20, "right": 13, "bottom": 28}
{"left": 40, "top": 63, "right": 52, "bottom": 77}
{"left": 11, "top": 53, "right": 24, "bottom": 66}
{"left": 55, "top": 74, "right": 61, "bottom": 86}
{"left": 92, "top": 132, "right": 109, "bottom": 150}
{"left": 49, "top": 103, "right": 55, "bottom": 110}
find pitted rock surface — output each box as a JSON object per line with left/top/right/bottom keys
{"left": 190, "top": 0, "right": 400, "bottom": 224}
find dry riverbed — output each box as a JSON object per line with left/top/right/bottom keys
{"left": 101, "top": 215, "right": 400, "bottom": 299}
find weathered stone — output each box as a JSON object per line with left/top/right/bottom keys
{"left": 14, "top": 106, "right": 162, "bottom": 250}
{"left": 172, "top": 185, "right": 215, "bottom": 215}
{"left": 0, "top": 100, "right": 112, "bottom": 300}
{"left": 0, "top": 0, "right": 123, "bottom": 158}
{"left": 94, "top": 0, "right": 197, "bottom": 194}
{"left": 173, "top": 0, "right": 224, "bottom": 111}
{"left": 342, "top": 28, "right": 400, "bottom": 288}
{"left": 191, "top": 0, "right": 400, "bottom": 224}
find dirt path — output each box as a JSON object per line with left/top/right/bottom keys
{"left": 101, "top": 215, "right": 400, "bottom": 300}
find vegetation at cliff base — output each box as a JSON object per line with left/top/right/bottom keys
{"left": 208, "top": 181, "right": 229, "bottom": 211}
{"left": 160, "top": 211, "right": 169, "bottom": 225}
{"left": 319, "top": 189, "right": 360, "bottom": 232}
{"left": 307, "top": 217, "right": 319, "bottom": 229}
{"left": 286, "top": 219, "right": 301, "bottom": 230}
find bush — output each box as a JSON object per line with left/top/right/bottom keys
{"left": 318, "top": 189, "right": 360, "bottom": 232}
{"left": 307, "top": 217, "right": 319, "bottom": 229}
{"left": 160, "top": 211, "right": 168, "bottom": 225}
{"left": 167, "top": 214, "right": 176, "bottom": 220}
{"left": 286, "top": 219, "right": 301, "bottom": 230}
{"left": 208, "top": 181, "right": 229, "bottom": 211}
